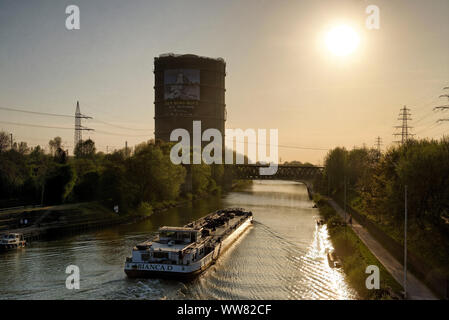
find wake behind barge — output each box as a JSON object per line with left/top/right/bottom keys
{"left": 124, "top": 208, "right": 253, "bottom": 279}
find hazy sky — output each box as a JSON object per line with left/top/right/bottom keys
{"left": 1, "top": 0, "right": 448, "bottom": 163}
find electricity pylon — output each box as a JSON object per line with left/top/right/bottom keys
{"left": 435, "top": 87, "right": 449, "bottom": 124}
{"left": 394, "top": 106, "right": 414, "bottom": 145}
{"left": 375, "top": 136, "right": 382, "bottom": 154}
{"left": 74, "top": 101, "right": 93, "bottom": 152}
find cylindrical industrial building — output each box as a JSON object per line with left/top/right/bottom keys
{"left": 154, "top": 53, "right": 226, "bottom": 147}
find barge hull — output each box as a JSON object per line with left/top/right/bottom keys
{"left": 125, "top": 216, "right": 253, "bottom": 279}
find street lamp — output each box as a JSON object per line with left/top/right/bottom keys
{"left": 404, "top": 185, "right": 408, "bottom": 299}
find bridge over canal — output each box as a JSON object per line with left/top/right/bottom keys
{"left": 228, "top": 164, "right": 324, "bottom": 197}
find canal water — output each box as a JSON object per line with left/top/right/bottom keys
{"left": 0, "top": 180, "right": 357, "bottom": 300}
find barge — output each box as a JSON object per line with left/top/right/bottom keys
{"left": 124, "top": 208, "right": 253, "bottom": 279}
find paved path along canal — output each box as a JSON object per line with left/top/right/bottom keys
{"left": 326, "top": 198, "right": 437, "bottom": 300}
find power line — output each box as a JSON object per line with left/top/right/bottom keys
{"left": 414, "top": 122, "right": 439, "bottom": 136}
{"left": 90, "top": 119, "right": 153, "bottom": 132}
{"left": 93, "top": 130, "right": 150, "bottom": 137}
{"left": 224, "top": 137, "right": 329, "bottom": 151}
{"left": 0, "top": 120, "right": 76, "bottom": 130}
{"left": 413, "top": 103, "right": 440, "bottom": 126}
{"left": 414, "top": 113, "right": 441, "bottom": 134}
{"left": 0, "top": 119, "right": 151, "bottom": 138}
{"left": 412, "top": 87, "right": 449, "bottom": 137}
{"left": 275, "top": 144, "right": 329, "bottom": 151}
{"left": 82, "top": 103, "right": 153, "bottom": 131}
{"left": 412, "top": 95, "right": 440, "bottom": 114}
{"left": 434, "top": 86, "right": 449, "bottom": 115}
{"left": 419, "top": 87, "right": 449, "bottom": 137}
{"left": 0, "top": 106, "right": 74, "bottom": 118}
{"left": 1, "top": 105, "right": 153, "bottom": 132}
{"left": 429, "top": 123, "right": 448, "bottom": 138}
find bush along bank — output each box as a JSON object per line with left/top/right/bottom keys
{"left": 314, "top": 194, "right": 403, "bottom": 299}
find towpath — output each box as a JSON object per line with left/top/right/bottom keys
{"left": 325, "top": 197, "right": 438, "bottom": 300}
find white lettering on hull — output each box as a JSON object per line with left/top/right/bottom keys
{"left": 127, "top": 263, "right": 176, "bottom": 272}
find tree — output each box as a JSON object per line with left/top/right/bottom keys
{"left": 54, "top": 147, "right": 67, "bottom": 164}
{"left": 211, "top": 163, "right": 224, "bottom": 188}
{"left": 324, "top": 147, "right": 348, "bottom": 195}
{"left": 191, "top": 163, "right": 212, "bottom": 196}
{"left": 74, "top": 139, "right": 96, "bottom": 158}
{"left": 0, "top": 147, "right": 34, "bottom": 205}
{"left": 127, "top": 143, "right": 186, "bottom": 204}
{"left": 43, "top": 164, "right": 76, "bottom": 205}
{"left": 74, "top": 170, "right": 100, "bottom": 201}
{"left": 29, "top": 145, "right": 45, "bottom": 159}
{"left": 284, "top": 160, "right": 302, "bottom": 165}
{"left": 28, "top": 145, "right": 50, "bottom": 205}
{"left": 49, "top": 137, "right": 62, "bottom": 156}
{"left": 0, "top": 137, "right": 228, "bottom": 211}
{"left": 16, "top": 142, "right": 30, "bottom": 155}
{"left": 0, "top": 131, "right": 10, "bottom": 153}
{"left": 99, "top": 163, "right": 131, "bottom": 213}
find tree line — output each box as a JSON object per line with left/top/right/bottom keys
{"left": 0, "top": 131, "right": 224, "bottom": 213}
{"left": 317, "top": 138, "right": 449, "bottom": 230}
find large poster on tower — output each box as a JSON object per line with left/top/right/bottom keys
{"left": 163, "top": 69, "right": 200, "bottom": 116}
{"left": 164, "top": 69, "right": 200, "bottom": 100}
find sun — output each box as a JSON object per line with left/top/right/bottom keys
{"left": 325, "top": 25, "right": 360, "bottom": 57}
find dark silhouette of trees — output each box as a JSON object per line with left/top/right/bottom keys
{"left": 320, "top": 138, "right": 449, "bottom": 229}
{"left": 54, "top": 147, "right": 67, "bottom": 164}
{"left": 48, "top": 137, "right": 62, "bottom": 156}
{"left": 43, "top": 164, "right": 76, "bottom": 205}
{"left": 14, "top": 141, "right": 30, "bottom": 155}
{"left": 74, "top": 139, "right": 96, "bottom": 158}
{"left": 0, "top": 137, "right": 228, "bottom": 211}
{"left": 0, "top": 131, "right": 10, "bottom": 153}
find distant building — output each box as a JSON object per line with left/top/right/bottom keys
{"left": 154, "top": 53, "right": 226, "bottom": 148}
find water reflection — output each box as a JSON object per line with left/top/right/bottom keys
{"left": 0, "top": 180, "right": 356, "bottom": 300}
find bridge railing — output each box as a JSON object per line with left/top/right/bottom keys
{"left": 230, "top": 164, "right": 323, "bottom": 180}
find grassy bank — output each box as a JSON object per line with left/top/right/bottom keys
{"left": 349, "top": 195, "right": 449, "bottom": 289}
{"left": 314, "top": 194, "right": 403, "bottom": 299}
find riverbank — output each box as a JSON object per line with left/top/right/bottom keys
{"left": 339, "top": 195, "right": 449, "bottom": 299}
{"left": 313, "top": 194, "right": 403, "bottom": 299}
